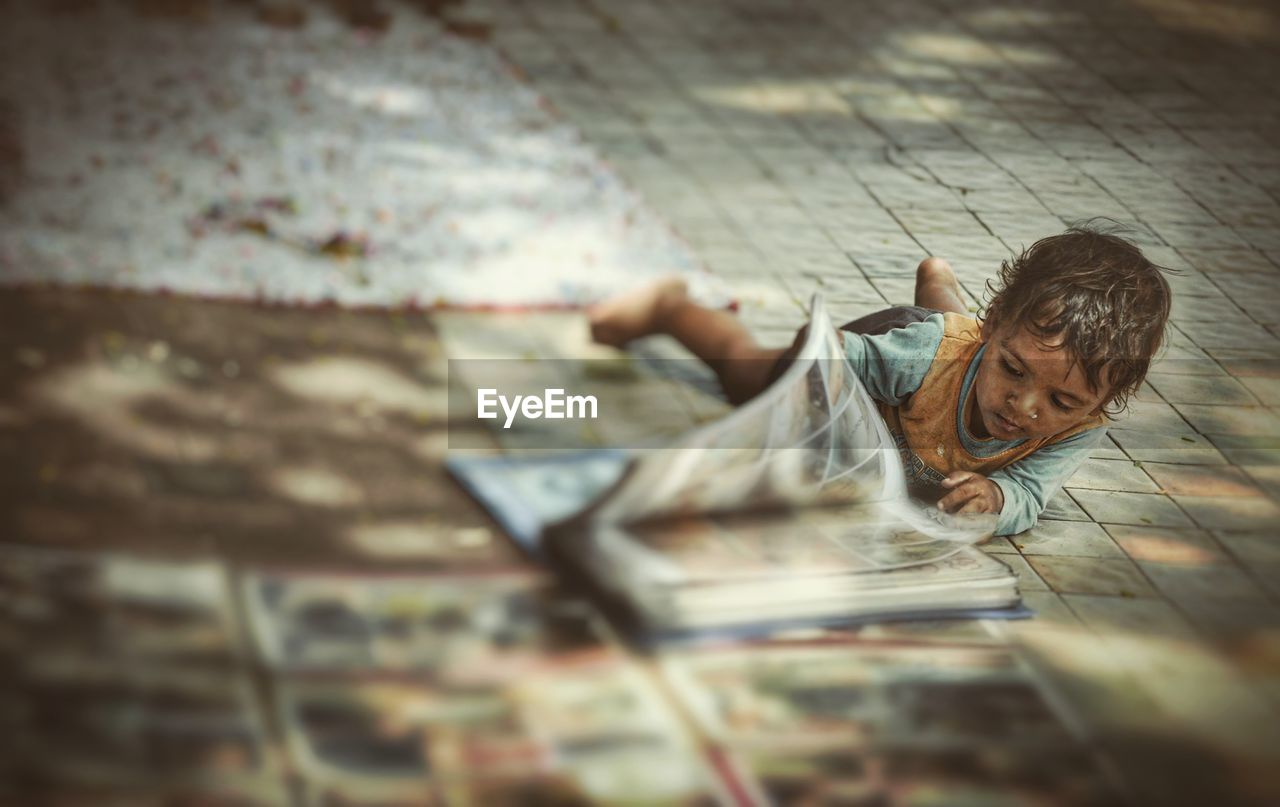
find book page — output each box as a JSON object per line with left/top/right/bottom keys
{"left": 591, "top": 296, "right": 909, "bottom": 526}
{"left": 583, "top": 505, "right": 1007, "bottom": 595}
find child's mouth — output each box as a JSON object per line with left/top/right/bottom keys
{"left": 994, "top": 413, "right": 1022, "bottom": 435}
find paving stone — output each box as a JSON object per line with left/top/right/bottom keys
{"left": 1207, "top": 348, "right": 1280, "bottom": 379}
{"left": 996, "top": 551, "right": 1049, "bottom": 592}
{"left": 1010, "top": 520, "right": 1125, "bottom": 558}
{"left": 1143, "top": 463, "right": 1265, "bottom": 498}
{"left": 1109, "top": 429, "right": 1228, "bottom": 466}
{"left": 1108, "top": 400, "right": 1194, "bottom": 434}
{"left": 846, "top": 253, "right": 928, "bottom": 279}
{"left": 1147, "top": 343, "right": 1223, "bottom": 376}
{"left": 1105, "top": 524, "right": 1228, "bottom": 567}
{"left": 1241, "top": 464, "right": 1280, "bottom": 499}
{"left": 1251, "top": 565, "right": 1280, "bottom": 602}
{"left": 1091, "top": 434, "right": 1128, "bottom": 461}
{"left": 1063, "top": 594, "right": 1199, "bottom": 641}
{"left": 1069, "top": 489, "right": 1196, "bottom": 528}
{"left": 1145, "top": 373, "right": 1259, "bottom": 406}
{"left": 1139, "top": 561, "right": 1271, "bottom": 605}
{"left": 981, "top": 535, "right": 1019, "bottom": 554}
{"left": 1238, "top": 376, "right": 1280, "bottom": 406}
{"left": 867, "top": 277, "right": 922, "bottom": 307}
{"left": 1207, "top": 434, "right": 1280, "bottom": 466}
{"left": 0, "top": 289, "right": 521, "bottom": 572}
{"left": 1040, "top": 488, "right": 1094, "bottom": 522}
{"left": 1018, "top": 591, "right": 1084, "bottom": 627}
{"left": 1210, "top": 272, "right": 1280, "bottom": 301}
{"left": 1174, "top": 495, "right": 1280, "bottom": 531}
{"left": 1066, "top": 458, "right": 1162, "bottom": 493}
{"left": 1173, "top": 404, "right": 1280, "bottom": 437}
{"left": 1176, "top": 320, "right": 1280, "bottom": 351}
{"left": 1172, "top": 247, "right": 1274, "bottom": 275}
{"left": 1026, "top": 555, "right": 1157, "bottom": 598}
{"left": 1175, "top": 597, "right": 1280, "bottom": 643}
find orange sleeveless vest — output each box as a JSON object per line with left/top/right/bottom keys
{"left": 878, "top": 313, "right": 1104, "bottom": 489}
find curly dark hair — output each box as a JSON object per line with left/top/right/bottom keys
{"left": 981, "top": 221, "right": 1174, "bottom": 417}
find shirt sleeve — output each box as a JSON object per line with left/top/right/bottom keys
{"left": 840, "top": 314, "right": 945, "bottom": 406}
{"left": 989, "top": 427, "right": 1108, "bottom": 536}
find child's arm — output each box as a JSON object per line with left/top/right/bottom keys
{"left": 983, "top": 428, "right": 1108, "bottom": 536}
{"left": 839, "top": 315, "right": 945, "bottom": 406}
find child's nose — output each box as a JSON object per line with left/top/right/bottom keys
{"left": 1014, "top": 392, "right": 1042, "bottom": 421}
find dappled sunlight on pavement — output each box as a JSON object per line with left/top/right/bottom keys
{"left": 2, "top": 0, "right": 1279, "bottom": 803}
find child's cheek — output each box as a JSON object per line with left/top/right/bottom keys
{"left": 976, "top": 371, "right": 1003, "bottom": 418}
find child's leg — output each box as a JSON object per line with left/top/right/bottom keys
{"left": 588, "top": 279, "right": 786, "bottom": 404}
{"left": 914, "top": 257, "right": 969, "bottom": 315}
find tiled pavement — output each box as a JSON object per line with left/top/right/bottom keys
{"left": 454, "top": 0, "right": 1280, "bottom": 793}
{"left": 3, "top": 0, "right": 1280, "bottom": 803}
{"left": 472, "top": 7, "right": 1280, "bottom": 613}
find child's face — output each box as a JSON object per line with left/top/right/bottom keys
{"left": 971, "top": 321, "right": 1108, "bottom": 441}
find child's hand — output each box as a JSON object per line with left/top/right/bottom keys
{"left": 939, "top": 471, "right": 1005, "bottom": 515}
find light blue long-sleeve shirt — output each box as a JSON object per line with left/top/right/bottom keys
{"left": 841, "top": 313, "right": 1104, "bottom": 536}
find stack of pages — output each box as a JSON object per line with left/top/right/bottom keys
{"left": 581, "top": 508, "right": 1019, "bottom": 634}
{"left": 449, "top": 296, "right": 1021, "bottom": 641}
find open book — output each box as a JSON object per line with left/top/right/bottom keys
{"left": 449, "top": 296, "right": 1022, "bottom": 641}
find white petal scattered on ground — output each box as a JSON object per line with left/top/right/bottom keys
{"left": 0, "top": 3, "right": 721, "bottom": 309}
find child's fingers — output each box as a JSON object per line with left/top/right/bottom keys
{"left": 957, "top": 497, "right": 994, "bottom": 514}
{"left": 938, "top": 485, "right": 979, "bottom": 512}
{"left": 940, "top": 471, "right": 975, "bottom": 489}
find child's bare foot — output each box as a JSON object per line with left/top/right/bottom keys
{"left": 587, "top": 277, "right": 689, "bottom": 347}
{"left": 914, "top": 257, "right": 968, "bottom": 315}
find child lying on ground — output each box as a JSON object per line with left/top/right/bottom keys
{"left": 588, "top": 224, "right": 1172, "bottom": 536}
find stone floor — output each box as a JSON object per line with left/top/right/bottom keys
{"left": 487, "top": 6, "right": 1280, "bottom": 622}
{"left": 3, "top": 0, "right": 1280, "bottom": 804}
{"left": 463, "top": 0, "right": 1280, "bottom": 798}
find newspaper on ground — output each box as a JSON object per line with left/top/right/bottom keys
{"left": 450, "top": 296, "right": 1020, "bottom": 641}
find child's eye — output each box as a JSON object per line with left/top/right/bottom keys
{"left": 1051, "top": 396, "right": 1074, "bottom": 411}
{"left": 1000, "top": 359, "right": 1023, "bottom": 378}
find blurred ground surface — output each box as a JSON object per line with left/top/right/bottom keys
{"left": 0, "top": 0, "right": 711, "bottom": 306}
{"left": 2, "top": 0, "right": 1280, "bottom": 804}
